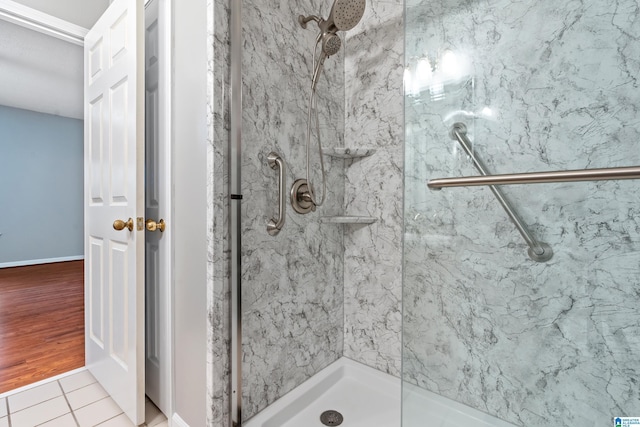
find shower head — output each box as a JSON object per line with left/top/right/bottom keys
{"left": 299, "top": 0, "right": 365, "bottom": 91}
{"left": 311, "top": 33, "right": 342, "bottom": 91}
{"left": 299, "top": 0, "right": 366, "bottom": 34}
{"left": 327, "top": 0, "right": 366, "bottom": 31}
{"left": 321, "top": 33, "right": 342, "bottom": 56}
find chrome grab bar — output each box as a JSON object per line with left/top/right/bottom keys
{"left": 446, "top": 123, "right": 552, "bottom": 262}
{"left": 267, "top": 152, "right": 286, "bottom": 236}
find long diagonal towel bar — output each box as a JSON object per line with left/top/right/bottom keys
{"left": 444, "top": 123, "right": 553, "bottom": 262}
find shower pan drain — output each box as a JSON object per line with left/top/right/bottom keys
{"left": 320, "top": 410, "right": 344, "bottom": 426}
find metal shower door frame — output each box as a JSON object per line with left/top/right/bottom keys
{"left": 230, "top": 0, "right": 243, "bottom": 425}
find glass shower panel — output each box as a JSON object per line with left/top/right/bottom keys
{"left": 402, "top": 0, "right": 640, "bottom": 426}
{"left": 235, "top": 1, "right": 346, "bottom": 423}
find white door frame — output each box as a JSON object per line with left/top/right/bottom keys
{"left": 0, "top": 1, "right": 174, "bottom": 423}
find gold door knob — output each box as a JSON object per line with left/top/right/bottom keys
{"left": 113, "top": 218, "right": 134, "bottom": 231}
{"left": 146, "top": 219, "right": 166, "bottom": 232}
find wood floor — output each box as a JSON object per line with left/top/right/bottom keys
{"left": 0, "top": 260, "right": 84, "bottom": 394}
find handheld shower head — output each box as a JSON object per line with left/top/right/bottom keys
{"left": 311, "top": 33, "right": 341, "bottom": 91}
{"left": 320, "top": 33, "right": 342, "bottom": 56}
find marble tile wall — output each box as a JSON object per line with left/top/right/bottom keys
{"left": 237, "top": 0, "right": 347, "bottom": 421}
{"left": 343, "top": 0, "right": 405, "bottom": 376}
{"left": 208, "top": 0, "right": 231, "bottom": 425}
{"left": 403, "top": 0, "right": 640, "bottom": 425}
{"left": 209, "top": 1, "right": 348, "bottom": 423}
{"left": 209, "top": 3, "right": 409, "bottom": 424}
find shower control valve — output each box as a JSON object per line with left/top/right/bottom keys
{"left": 291, "top": 179, "right": 316, "bottom": 215}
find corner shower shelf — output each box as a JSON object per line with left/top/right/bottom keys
{"left": 322, "top": 148, "right": 376, "bottom": 159}
{"left": 320, "top": 216, "right": 377, "bottom": 224}
{"left": 319, "top": 148, "right": 377, "bottom": 225}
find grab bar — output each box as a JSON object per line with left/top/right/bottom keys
{"left": 446, "top": 123, "right": 552, "bottom": 262}
{"left": 428, "top": 165, "right": 640, "bottom": 189}
{"left": 267, "top": 152, "right": 286, "bottom": 236}
{"left": 430, "top": 126, "right": 640, "bottom": 189}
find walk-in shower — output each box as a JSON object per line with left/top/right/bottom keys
{"left": 221, "top": 0, "right": 640, "bottom": 425}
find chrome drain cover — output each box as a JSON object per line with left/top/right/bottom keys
{"left": 320, "top": 410, "right": 344, "bottom": 426}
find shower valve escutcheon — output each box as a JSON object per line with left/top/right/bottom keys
{"left": 291, "top": 179, "right": 316, "bottom": 214}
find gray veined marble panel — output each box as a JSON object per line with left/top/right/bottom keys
{"left": 343, "top": 0, "right": 405, "bottom": 377}
{"left": 404, "top": 0, "right": 640, "bottom": 426}
{"left": 211, "top": 0, "right": 409, "bottom": 424}
{"left": 209, "top": 0, "right": 231, "bottom": 426}
{"left": 239, "top": 0, "right": 345, "bottom": 421}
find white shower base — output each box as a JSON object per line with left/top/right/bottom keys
{"left": 403, "top": 381, "right": 517, "bottom": 427}
{"left": 244, "top": 357, "right": 516, "bottom": 427}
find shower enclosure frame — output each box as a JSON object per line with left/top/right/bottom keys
{"left": 229, "top": 0, "right": 243, "bottom": 425}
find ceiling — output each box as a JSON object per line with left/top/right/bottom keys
{"left": 0, "top": 0, "right": 109, "bottom": 119}
{"left": 11, "top": 0, "right": 110, "bottom": 29}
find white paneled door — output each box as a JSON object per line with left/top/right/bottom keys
{"left": 84, "top": 0, "right": 145, "bottom": 425}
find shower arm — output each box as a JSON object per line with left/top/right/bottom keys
{"left": 447, "top": 123, "right": 553, "bottom": 262}
{"left": 298, "top": 14, "right": 322, "bottom": 29}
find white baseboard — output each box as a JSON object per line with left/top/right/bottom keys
{"left": 171, "top": 413, "right": 190, "bottom": 427}
{"left": 0, "top": 255, "right": 84, "bottom": 269}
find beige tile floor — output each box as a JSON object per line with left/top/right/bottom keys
{"left": 0, "top": 371, "right": 167, "bottom": 427}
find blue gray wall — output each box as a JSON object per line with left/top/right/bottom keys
{"left": 0, "top": 105, "right": 83, "bottom": 266}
